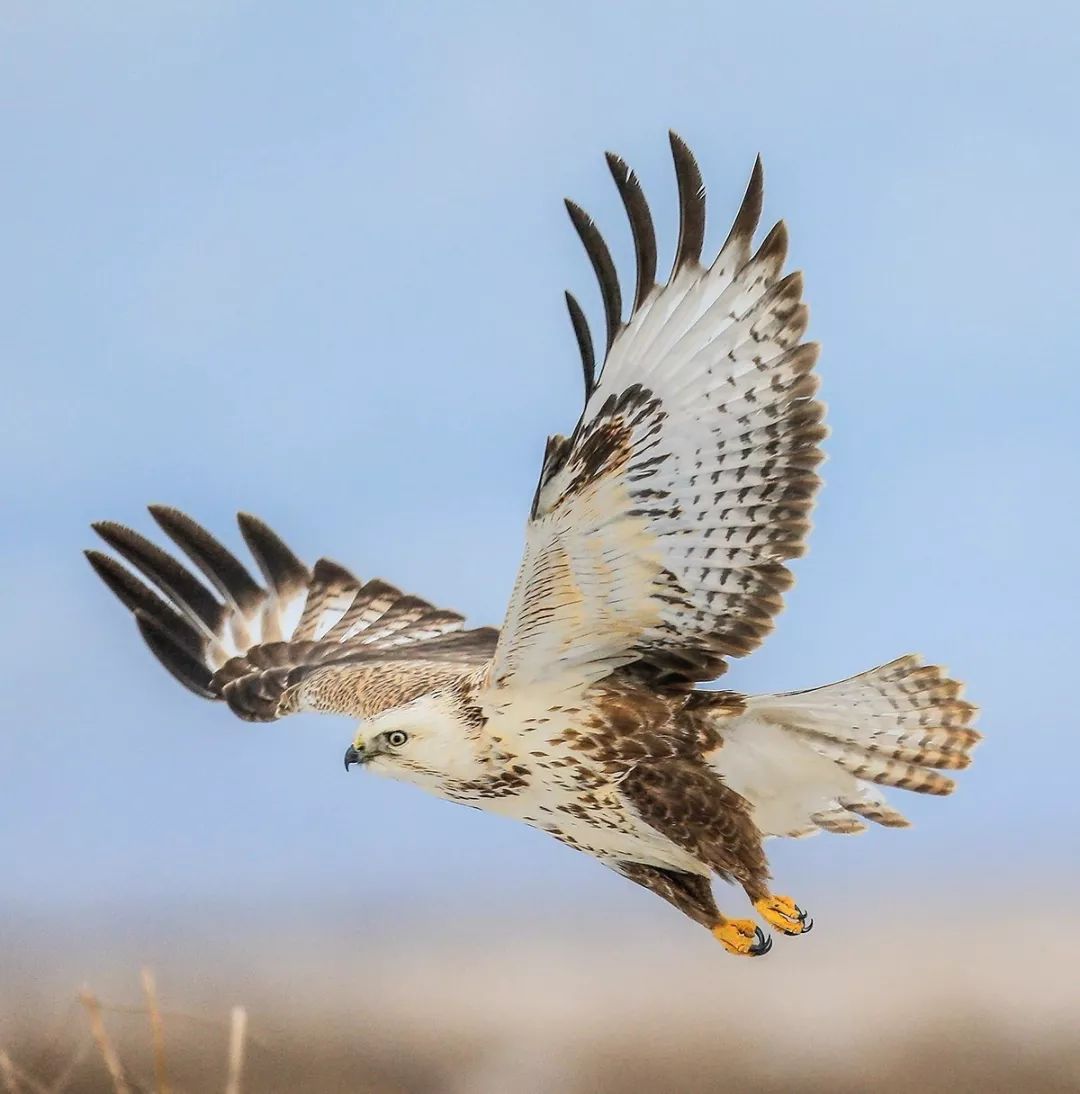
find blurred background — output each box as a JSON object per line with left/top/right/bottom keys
{"left": 2, "top": 2, "right": 1078, "bottom": 1090}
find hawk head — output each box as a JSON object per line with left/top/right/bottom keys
{"left": 342, "top": 692, "right": 489, "bottom": 792}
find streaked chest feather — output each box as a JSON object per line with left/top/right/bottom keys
{"left": 399, "top": 687, "right": 706, "bottom": 870}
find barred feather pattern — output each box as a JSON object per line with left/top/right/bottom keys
{"left": 489, "top": 135, "right": 824, "bottom": 702}
{"left": 86, "top": 507, "right": 496, "bottom": 721}
{"left": 724, "top": 656, "right": 981, "bottom": 836}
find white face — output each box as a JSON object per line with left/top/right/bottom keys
{"left": 346, "top": 693, "right": 485, "bottom": 790}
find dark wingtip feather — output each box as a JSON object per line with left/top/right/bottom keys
{"left": 85, "top": 548, "right": 147, "bottom": 614}
{"left": 134, "top": 609, "right": 218, "bottom": 699}
{"left": 668, "top": 131, "right": 706, "bottom": 276}
{"left": 237, "top": 512, "right": 311, "bottom": 595}
{"left": 605, "top": 151, "right": 657, "bottom": 312}
{"left": 311, "top": 557, "right": 360, "bottom": 587}
{"left": 149, "top": 505, "right": 263, "bottom": 612}
{"left": 85, "top": 549, "right": 204, "bottom": 656}
{"left": 92, "top": 520, "right": 224, "bottom": 633}
{"left": 564, "top": 290, "right": 596, "bottom": 398}
{"left": 721, "top": 154, "right": 765, "bottom": 256}
{"left": 754, "top": 219, "right": 789, "bottom": 266}
{"left": 564, "top": 198, "right": 622, "bottom": 355}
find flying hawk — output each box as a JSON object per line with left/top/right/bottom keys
{"left": 86, "top": 135, "right": 979, "bottom": 956}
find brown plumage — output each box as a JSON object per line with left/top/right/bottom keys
{"left": 86, "top": 135, "right": 979, "bottom": 956}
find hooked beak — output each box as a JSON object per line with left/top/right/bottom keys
{"left": 343, "top": 743, "right": 365, "bottom": 772}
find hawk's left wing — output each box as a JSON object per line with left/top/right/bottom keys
{"left": 487, "top": 135, "right": 825, "bottom": 702}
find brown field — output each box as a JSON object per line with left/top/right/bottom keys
{"left": 3, "top": 897, "right": 1078, "bottom": 1093}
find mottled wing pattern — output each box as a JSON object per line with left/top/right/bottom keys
{"left": 87, "top": 507, "right": 497, "bottom": 721}
{"left": 488, "top": 134, "right": 824, "bottom": 702}
{"left": 620, "top": 757, "right": 768, "bottom": 896}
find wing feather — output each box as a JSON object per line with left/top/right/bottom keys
{"left": 669, "top": 131, "right": 706, "bottom": 274}
{"left": 564, "top": 290, "right": 597, "bottom": 398}
{"left": 564, "top": 199, "right": 622, "bottom": 355}
{"left": 604, "top": 152, "right": 657, "bottom": 311}
{"left": 89, "top": 509, "right": 496, "bottom": 720}
{"left": 487, "top": 135, "right": 824, "bottom": 701}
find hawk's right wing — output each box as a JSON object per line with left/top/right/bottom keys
{"left": 87, "top": 507, "right": 497, "bottom": 721}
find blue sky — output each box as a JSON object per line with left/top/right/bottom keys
{"left": 2, "top": 1, "right": 1078, "bottom": 928}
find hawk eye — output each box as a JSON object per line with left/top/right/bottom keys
{"left": 386, "top": 730, "right": 409, "bottom": 748}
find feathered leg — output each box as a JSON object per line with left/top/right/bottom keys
{"left": 614, "top": 862, "right": 772, "bottom": 956}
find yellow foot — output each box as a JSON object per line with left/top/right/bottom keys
{"left": 711, "top": 917, "right": 773, "bottom": 956}
{"left": 754, "top": 894, "right": 813, "bottom": 937}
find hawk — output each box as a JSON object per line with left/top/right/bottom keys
{"left": 86, "top": 135, "right": 979, "bottom": 956}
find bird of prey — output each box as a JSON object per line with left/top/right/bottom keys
{"left": 86, "top": 134, "right": 979, "bottom": 956}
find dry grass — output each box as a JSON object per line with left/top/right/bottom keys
{"left": 3, "top": 1001, "right": 1079, "bottom": 1094}
{"left": 0, "top": 973, "right": 247, "bottom": 1094}
{"left": 3, "top": 899, "right": 1079, "bottom": 1092}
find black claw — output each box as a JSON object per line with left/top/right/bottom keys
{"left": 779, "top": 906, "right": 813, "bottom": 936}
{"left": 750, "top": 926, "right": 773, "bottom": 956}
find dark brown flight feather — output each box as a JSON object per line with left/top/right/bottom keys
{"left": 92, "top": 521, "right": 225, "bottom": 637}
{"left": 562, "top": 136, "right": 717, "bottom": 399}
{"left": 564, "top": 199, "right": 622, "bottom": 356}
{"left": 752, "top": 219, "right": 790, "bottom": 272}
{"left": 563, "top": 290, "right": 596, "bottom": 397}
{"left": 84, "top": 549, "right": 202, "bottom": 657}
{"left": 237, "top": 511, "right": 311, "bottom": 595}
{"left": 718, "top": 154, "right": 765, "bottom": 258}
{"left": 604, "top": 151, "right": 657, "bottom": 311}
{"left": 134, "top": 609, "right": 217, "bottom": 699}
{"left": 149, "top": 505, "right": 263, "bottom": 613}
{"left": 668, "top": 131, "right": 706, "bottom": 276}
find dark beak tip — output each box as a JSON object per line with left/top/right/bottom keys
{"left": 344, "top": 744, "right": 362, "bottom": 772}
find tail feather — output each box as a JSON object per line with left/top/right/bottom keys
{"left": 788, "top": 731, "right": 957, "bottom": 796}
{"left": 838, "top": 792, "right": 910, "bottom": 828}
{"left": 752, "top": 656, "right": 980, "bottom": 793}
{"left": 806, "top": 806, "right": 867, "bottom": 835}
{"left": 711, "top": 655, "right": 980, "bottom": 838}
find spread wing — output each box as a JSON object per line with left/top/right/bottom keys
{"left": 488, "top": 134, "right": 825, "bottom": 700}
{"left": 87, "top": 507, "right": 497, "bottom": 721}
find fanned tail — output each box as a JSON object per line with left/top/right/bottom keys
{"left": 709, "top": 655, "right": 980, "bottom": 837}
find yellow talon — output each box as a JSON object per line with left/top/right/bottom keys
{"left": 754, "top": 894, "right": 813, "bottom": 936}
{"left": 711, "top": 917, "right": 773, "bottom": 956}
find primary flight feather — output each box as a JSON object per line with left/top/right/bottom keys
{"left": 87, "top": 134, "right": 979, "bottom": 955}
